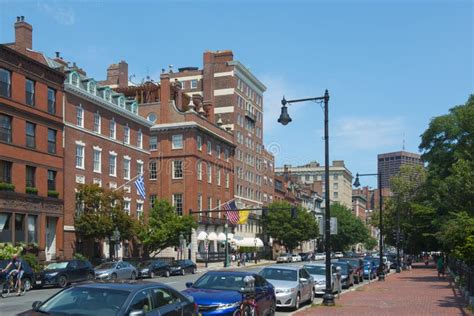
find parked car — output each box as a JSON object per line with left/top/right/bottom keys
{"left": 19, "top": 282, "right": 197, "bottom": 316}
{"left": 332, "top": 262, "right": 354, "bottom": 288}
{"left": 298, "top": 253, "right": 311, "bottom": 262}
{"left": 314, "top": 253, "right": 325, "bottom": 261}
{"left": 170, "top": 260, "right": 197, "bottom": 276}
{"left": 259, "top": 265, "right": 314, "bottom": 310}
{"left": 35, "top": 260, "right": 94, "bottom": 288}
{"left": 304, "top": 263, "right": 336, "bottom": 295}
{"left": 137, "top": 260, "right": 171, "bottom": 279}
{"left": 276, "top": 253, "right": 292, "bottom": 263}
{"left": 334, "top": 252, "right": 344, "bottom": 258}
{"left": 0, "top": 259, "right": 35, "bottom": 291}
{"left": 183, "top": 270, "right": 275, "bottom": 316}
{"left": 363, "top": 259, "right": 377, "bottom": 279}
{"left": 291, "top": 254, "right": 302, "bottom": 262}
{"left": 338, "top": 258, "right": 363, "bottom": 283}
{"left": 95, "top": 261, "right": 137, "bottom": 281}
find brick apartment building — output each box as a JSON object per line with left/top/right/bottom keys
{"left": 113, "top": 70, "right": 235, "bottom": 261}
{"left": 40, "top": 56, "right": 153, "bottom": 259}
{"left": 0, "top": 17, "right": 65, "bottom": 261}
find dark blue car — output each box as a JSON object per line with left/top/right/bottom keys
{"left": 363, "top": 259, "right": 377, "bottom": 279}
{"left": 182, "top": 271, "right": 276, "bottom": 316}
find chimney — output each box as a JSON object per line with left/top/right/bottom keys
{"left": 14, "top": 16, "right": 33, "bottom": 50}
{"left": 106, "top": 60, "right": 129, "bottom": 88}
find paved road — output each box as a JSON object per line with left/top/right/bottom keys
{"left": 0, "top": 261, "right": 377, "bottom": 315}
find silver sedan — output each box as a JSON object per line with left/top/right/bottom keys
{"left": 94, "top": 261, "right": 137, "bottom": 280}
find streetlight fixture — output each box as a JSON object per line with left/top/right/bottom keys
{"left": 353, "top": 172, "right": 385, "bottom": 281}
{"left": 277, "top": 90, "right": 334, "bottom": 306}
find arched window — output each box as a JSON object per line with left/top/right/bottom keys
{"left": 88, "top": 81, "right": 96, "bottom": 95}
{"left": 104, "top": 89, "right": 111, "bottom": 101}
{"left": 70, "top": 72, "right": 79, "bottom": 86}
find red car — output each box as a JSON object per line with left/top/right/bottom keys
{"left": 338, "top": 258, "right": 364, "bottom": 284}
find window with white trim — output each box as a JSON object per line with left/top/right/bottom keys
{"left": 172, "top": 134, "right": 183, "bottom": 149}
{"left": 124, "top": 201, "right": 131, "bottom": 215}
{"left": 109, "top": 154, "right": 117, "bottom": 176}
{"left": 173, "top": 160, "right": 183, "bottom": 179}
{"left": 76, "top": 144, "right": 84, "bottom": 169}
{"left": 123, "top": 158, "right": 131, "bottom": 180}
{"left": 197, "top": 194, "right": 202, "bottom": 212}
{"left": 137, "top": 161, "right": 144, "bottom": 176}
{"left": 172, "top": 193, "right": 183, "bottom": 216}
{"left": 149, "top": 136, "right": 157, "bottom": 150}
{"left": 217, "top": 167, "right": 221, "bottom": 186}
{"left": 70, "top": 72, "right": 79, "bottom": 86}
{"left": 224, "top": 148, "right": 230, "bottom": 162}
{"left": 197, "top": 161, "right": 202, "bottom": 181}
{"left": 190, "top": 79, "right": 198, "bottom": 89}
{"left": 93, "top": 149, "right": 101, "bottom": 173}
{"left": 216, "top": 199, "right": 221, "bottom": 218}
{"left": 149, "top": 161, "right": 157, "bottom": 180}
{"left": 225, "top": 171, "right": 230, "bottom": 189}
{"left": 216, "top": 145, "right": 221, "bottom": 158}
{"left": 207, "top": 140, "right": 212, "bottom": 155}
{"left": 109, "top": 119, "right": 116, "bottom": 139}
{"left": 76, "top": 106, "right": 84, "bottom": 127}
{"left": 93, "top": 112, "right": 101, "bottom": 133}
{"left": 197, "top": 135, "right": 202, "bottom": 151}
{"left": 137, "top": 202, "right": 144, "bottom": 219}
{"left": 137, "top": 129, "right": 143, "bottom": 148}
{"left": 207, "top": 163, "right": 212, "bottom": 183}
{"left": 124, "top": 126, "right": 130, "bottom": 144}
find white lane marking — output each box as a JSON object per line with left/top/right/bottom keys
{"left": 164, "top": 281, "right": 178, "bottom": 285}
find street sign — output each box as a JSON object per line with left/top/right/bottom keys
{"left": 330, "top": 217, "right": 338, "bottom": 235}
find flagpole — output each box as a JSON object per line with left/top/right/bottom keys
{"left": 114, "top": 173, "right": 143, "bottom": 192}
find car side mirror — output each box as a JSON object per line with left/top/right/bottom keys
{"left": 185, "top": 282, "right": 193, "bottom": 288}
{"left": 32, "top": 301, "right": 42, "bottom": 311}
{"left": 129, "top": 310, "right": 145, "bottom": 316}
{"left": 299, "top": 278, "right": 308, "bottom": 283}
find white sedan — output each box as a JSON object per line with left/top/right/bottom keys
{"left": 291, "top": 254, "right": 302, "bottom": 262}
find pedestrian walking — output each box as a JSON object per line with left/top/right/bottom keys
{"left": 407, "top": 256, "right": 412, "bottom": 271}
{"left": 437, "top": 256, "right": 445, "bottom": 278}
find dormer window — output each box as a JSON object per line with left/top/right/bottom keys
{"left": 104, "top": 89, "right": 111, "bottom": 102}
{"left": 118, "top": 96, "right": 125, "bottom": 107}
{"left": 88, "top": 81, "right": 96, "bottom": 95}
{"left": 132, "top": 102, "right": 138, "bottom": 114}
{"left": 70, "top": 72, "right": 79, "bottom": 86}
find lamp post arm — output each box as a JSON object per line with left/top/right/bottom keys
{"left": 285, "top": 96, "right": 325, "bottom": 104}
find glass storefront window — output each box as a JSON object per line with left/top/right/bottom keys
{"left": 15, "top": 214, "right": 25, "bottom": 243}
{"left": 28, "top": 215, "right": 37, "bottom": 243}
{"left": 0, "top": 212, "right": 12, "bottom": 242}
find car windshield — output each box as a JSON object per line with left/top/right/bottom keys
{"left": 172, "top": 260, "right": 185, "bottom": 266}
{"left": 260, "top": 268, "right": 297, "bottom": 281}
{"left": 304, "top": 265, "right": 325, "bottom": 275}
{"left": 45, "top": 262, "right": 68, "bottom": 270}
{"left": 38, "top": 287, "right": 130, "bottom": 315}
{"left": 137, "top": 261, "right": 152, "bottom": 268}
{"left": 193, "top": 273, "right": 246, "bottom": 291}
{"left": 96, "top": 262, "right": 117, "bottom": 270}
{"left": 334, "top": 263, "right": 349, "bottom": 273}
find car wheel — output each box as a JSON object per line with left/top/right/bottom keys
{"left": 309, "top": 288, "right": 315, "bottom": 303}
{"left": 58, "top": 275, "right": 68, "bottom": 288}
{"left": 165, "top": 270, "right": 170, "bottom": 278}
{"left": 268, "top": 299, "right": 276, "bottom": 316}
{"left": 294, "top": 293, "right": 301, "bottom": 310}
{"left": 131, "top": 272, "right": 136, "bottom": 280}
{"left": 111, "top": 273, "right": 117, "bottom": 280}
{"left": 150, "top": 271, "right": 155, "bottom": 278}
{"left": 87, "top": 273, "right": 94, "bottom": 281}
{"left": 22, "top": 278, "right": 32, "bottom": 291}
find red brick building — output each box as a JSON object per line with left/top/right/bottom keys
{"left": 0, "top": 17, "right": 65, "bottom": 261}
{"left": 115, "top": 71, "right": 235, "bottom": 260}
{"left": 41, "top": 56, "right": 153, "bottom": 259}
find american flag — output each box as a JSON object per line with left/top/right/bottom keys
{"left": 134, "top": 175, "right": 146, "bottom": 199}
{"left": 223, "top": 200, "right": 239, "bottom": 225}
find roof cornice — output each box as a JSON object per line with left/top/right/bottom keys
{"left": 228, "top": 60, "right": 266, "bottom": 93}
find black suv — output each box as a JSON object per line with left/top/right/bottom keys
{"left": 35, "top": 259, "right": 94, "bottom": 288}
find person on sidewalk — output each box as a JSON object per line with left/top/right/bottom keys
{"left": 437, "top": 256, "right": 445, "bottom": 278}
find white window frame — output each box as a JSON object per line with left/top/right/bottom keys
{"left": 197, "top": 161, "right": 202, "bottom": 181}
{"left": 149, "top": 161, "right": 157, "bottom": 180}
{"left": 124, "top": 125, "right": 130, "bottom": 144}
{"left": 137, "top": 129, "right": 143, "bottom": 148}
{"left": 109, "top": 118, "right": 116, "bottom": 139}
{"left": 137, "top": 160, "right": 144, "bottom": 176}
{"left": 172, "top": 160, "right": 183, "bottom": 179}
{"left": 93, "top": 147, "right": 102, "bottom": 173}
{"left": 197, "top": 135, "right": 202, "bottom": 151}
{"left": 76, "top": 105, "right": 84, "bottom": 127}
{"left": 93, "top": 112, "right": 101, "bottom": 133}
{"left": 137, "top": 202, "right": 144, "bottom": 219}
{"left": 190, "top": 79, "right": 198, "bottom": 89}
{"left": 207, "top": 140, "right": 212, "bottom": 155}
{"left": 217, "top": 167, "right": 221, "bottom": 186}
{"left": 123, "top": 157, "right": 131, "bottom": 180}
{"left": 207, "top": 163, "right": 212, "bottom": 183}
{"left": 75, "top": 142, "right": 85, "bottom": 169}
{"left": 225, "top": 171, "right": 230, "bottom": 188}
{"left": 216, "top": 145, "right": 221, "bottom": 159}
{"left": 149, "top": 135, "right": 158, "bottom": 151}
{"left": 123, "top": 200, "right": 131, "bottom": 215}
{"left": 172, "top": 193, "right": 184, "bottom": 216}
{"left": 109, "top": 152, "right": 117, "bottom": 177}
{"left": 172, "top": 134, "right": 183, "bottom": 149}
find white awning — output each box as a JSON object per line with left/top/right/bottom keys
{"left": 208, "top": 232, "right": 218, "bottom": 241}
{"left": 197, "top": 231, "right": 208, "bottom": 241}
{"left": 233, "top": 237, "right": 264, "bottom": 247}
{"left": 217, "top": 232, "right": 226, "bottom": 241}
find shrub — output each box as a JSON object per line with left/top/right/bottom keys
{"left": 21, "top": 252, "right": 42, "bottom": 272}
{"left": 0, "top": 182, "right": 15, "bottom": 192}
{"left": 73, "top": 253, "right": 88, "bottom": 261}
{"left": 26, "top": 187, "right": 38, "bottom": 195}
{"left": 47, "top": 190, "right": 60, "bottom": 198}
{"left": 0, "top": 244, "right": 23, "bottom": 260}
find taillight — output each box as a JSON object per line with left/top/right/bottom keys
{"left": 194, "top": 302, "right": 198, "bottom": 314}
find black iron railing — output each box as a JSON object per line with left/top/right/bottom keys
{"left": 448, "top": 257, "right": 474, "bottom": 294}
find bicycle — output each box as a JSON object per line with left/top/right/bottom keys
{"left": 1, "top": 272, "right": 26, "bottom": 298}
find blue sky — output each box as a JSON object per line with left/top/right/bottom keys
{"left": 1, "top": 0, "right": 472, "bottom": 187}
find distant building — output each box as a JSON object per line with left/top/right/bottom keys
{"left": 275, "top": 160, "right": 353, "bottom": 209}
{"left": 377, "top": 151, "right": 423, "bottom": 189}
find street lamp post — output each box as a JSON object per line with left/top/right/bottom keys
{"left": 353, "top": 172, "right": 385, "bottom": 281}
{"left": 254, "top": 237, "right": 258, "bottom": 264}
{"left": 278, "top": 89, "right": 334, "bottom": 306}
{"left": 224, "top": 223, "right": 230, "bottom": 268}
{"left": 205, "top": 236, "right": 209, "bottom": 268}
{"left": 179, "top": 233, "right": 185, "bottom": 260}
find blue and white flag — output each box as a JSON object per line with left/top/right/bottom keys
{"left": 134, "top": 175, "right": 146, "bottom": 199}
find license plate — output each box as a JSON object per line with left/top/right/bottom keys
{"left": 36, "top": 281, "right": 42, "bottom": 285}
{"left": 198, "top": 313, "right": 202, "bottom": 316}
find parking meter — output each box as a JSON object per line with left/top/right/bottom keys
{"left": 335, "top": 266, "right": 342, "bottom": 298}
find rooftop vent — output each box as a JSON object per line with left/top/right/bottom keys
{"left": 178, "top": 67, "right": 199, "bottom": 72}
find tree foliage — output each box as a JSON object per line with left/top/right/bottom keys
{"left": 329, "top": 203, "right": 371, "bottom": 251}
{"left": 74, "top": 184, "right": 137, "bottom": 241}
{"left": 137, "top": 199, "right": 197, "bottom": 256}
{"left": 262, "top": 201, "right": 319, "bottom": 252}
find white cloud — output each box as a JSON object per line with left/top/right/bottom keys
{"left": 38, "top": 2, "right": 75, "bottom": 25}
{"left": 332, "top": 116, "right": 406, "bottom": 151}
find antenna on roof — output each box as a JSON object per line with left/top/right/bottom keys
{"left": 402, "top": 132, "right": 405, "bottom": 151}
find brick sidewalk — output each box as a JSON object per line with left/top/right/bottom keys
{"left": 296, "top": 263, "right": 472, "bottom": 316}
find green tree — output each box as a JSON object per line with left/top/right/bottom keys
{"left": 137, "top": 199, "right": 197, "bottom": 256}
{"left": 363, "top": 237, "right": 378, "bottom": 251}
{"left": 262, "top": 201, "right": 319, "bottom": 252}
{"left": 74, "top": 184, "right": 137, "bottom": 256}
{"left": 330, "top": 203, "right": 371, "bottom": 251}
